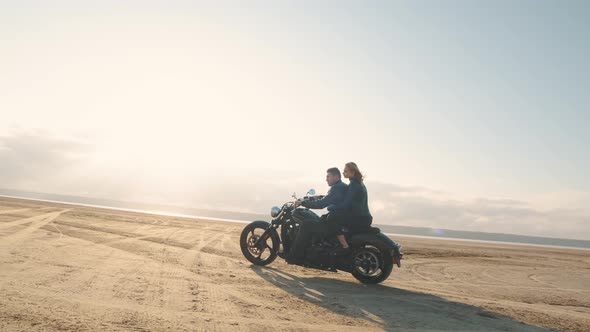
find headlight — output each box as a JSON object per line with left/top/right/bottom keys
{"left": 270, "top": 206, "right": 281, "bottom": 217}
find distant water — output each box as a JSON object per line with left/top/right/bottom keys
{"left": 378, "top": 225, "right": 590, "bottom": 250}
{"left": 1, "top": 188, "right": 589, "bottom": 250}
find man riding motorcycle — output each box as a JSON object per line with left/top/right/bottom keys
{"left": 285, "top": 167, "right": 347, "bottom": 264}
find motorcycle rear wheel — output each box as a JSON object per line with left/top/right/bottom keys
{"left": 351, "top": 245, "right": 394, "bottom": 284}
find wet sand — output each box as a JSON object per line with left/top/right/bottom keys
{"left": 0, "top": 197, "right": 588, "bottom": 331}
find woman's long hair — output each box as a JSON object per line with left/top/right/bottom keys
{"left": 345, "top": 162, "right": 364, "bottom": 182}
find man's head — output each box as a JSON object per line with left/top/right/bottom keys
{"left": 325, "top": 167, "right": 341, "bottom": 186}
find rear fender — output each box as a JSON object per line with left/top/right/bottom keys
{"left": 350, "top": 232, "right": 403, "bottom": 267}
{"left": 349, "top": 232, "right": 398, "bottom": 249}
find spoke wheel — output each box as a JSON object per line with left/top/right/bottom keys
{"left": 240, "top": 221, "right": 279, "bottom": 266}
{"left": 351, "top": 245, "right": 394, "bottom": 284}
{"left": 354, "top": 250, "right": 381, "bottom": 276}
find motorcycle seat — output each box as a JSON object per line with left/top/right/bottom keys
{"left": 368, "top": 227, "right": 381, "bottom": 234}
{"left": 342, "top": 226, "right": 381, "bottom": 234}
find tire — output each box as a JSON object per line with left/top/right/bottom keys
{"left": 351, "top": 244, "right": 394, "bottom": 284}
{"left": 240, "top": 221, "right": 280, "bottom": 266}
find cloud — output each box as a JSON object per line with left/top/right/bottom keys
{"left": 0, "top": 132, "right": 588, "bottom": 240}
{"left": 0, "top": 131, "right": 90, "bottom": 191}
{"left": 0, "top": 131, "right": 310, "bottom": 212}
{"left": 365, "top": 181, "right": 590, "bottom": 240}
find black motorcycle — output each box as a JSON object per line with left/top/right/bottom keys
{"left": 239, "top": 189, "right": 403, "bottom": 284}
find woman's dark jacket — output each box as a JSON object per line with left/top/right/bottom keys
{"left": 328, "top": 177, "right": 372, "bottom": 217}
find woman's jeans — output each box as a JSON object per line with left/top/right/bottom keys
{"left": 288, "top": 213, "right": 372, "bottom": 259}
{"left": 327, "top": 213, "right": 373, "bottom": 234}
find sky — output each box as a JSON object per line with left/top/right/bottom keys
{"left": 1, "top": 1, "right": 589, "bottom": 239}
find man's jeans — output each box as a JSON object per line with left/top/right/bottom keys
{"left": 288, "top": 215, "right": 338, "bottom": 259}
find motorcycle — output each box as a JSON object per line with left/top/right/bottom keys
{"left": 239, "top": 189, "right": 403, "bottom": 284}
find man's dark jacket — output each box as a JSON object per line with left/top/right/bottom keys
{"left": 301, "top": 180, "right": 348, "bottom": 210}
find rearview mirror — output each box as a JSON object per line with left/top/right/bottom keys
{"left": 306, "top": 189, "right": 316, "bottom": 197}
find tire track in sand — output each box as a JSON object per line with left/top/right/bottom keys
{"left": 177, "top": 230, "right": 272, "bottom": 319}
{"left": 525, "top": 273, "right": 587, "bottom": 295}
{"left": 0, "top": 210, "right": 64, "bottom": 230}
{"left": 0, "top": 209, "right": 70, "bottom": 244}
{"left": 0, "top": 208, "right": 31, "bottom": 215}
{"left": 40, "top": 220, "right": 266, "bottom": 319}
{"left": 528, "top": 274, "right": 557, "bottom": 289}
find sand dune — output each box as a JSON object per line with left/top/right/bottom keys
{"left": 0, "top": 197, "right": 588, "bottom": 331}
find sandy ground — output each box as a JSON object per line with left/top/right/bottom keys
{"left": 0, "top": 197, "right": 588, "bottom": 332}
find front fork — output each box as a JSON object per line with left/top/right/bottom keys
{"left": 253, "top": 222, "right": 279, "bottom": 249}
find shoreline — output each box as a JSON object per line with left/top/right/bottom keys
{"left": 1, "top": 194, "right": 588, "bottom": 252}
{"left": 387, "top": 233, "right": 590, "bottom": 251}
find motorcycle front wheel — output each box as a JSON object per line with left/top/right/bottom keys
{"left": 240, "top": 221, "right": 280, "bottom": 266}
